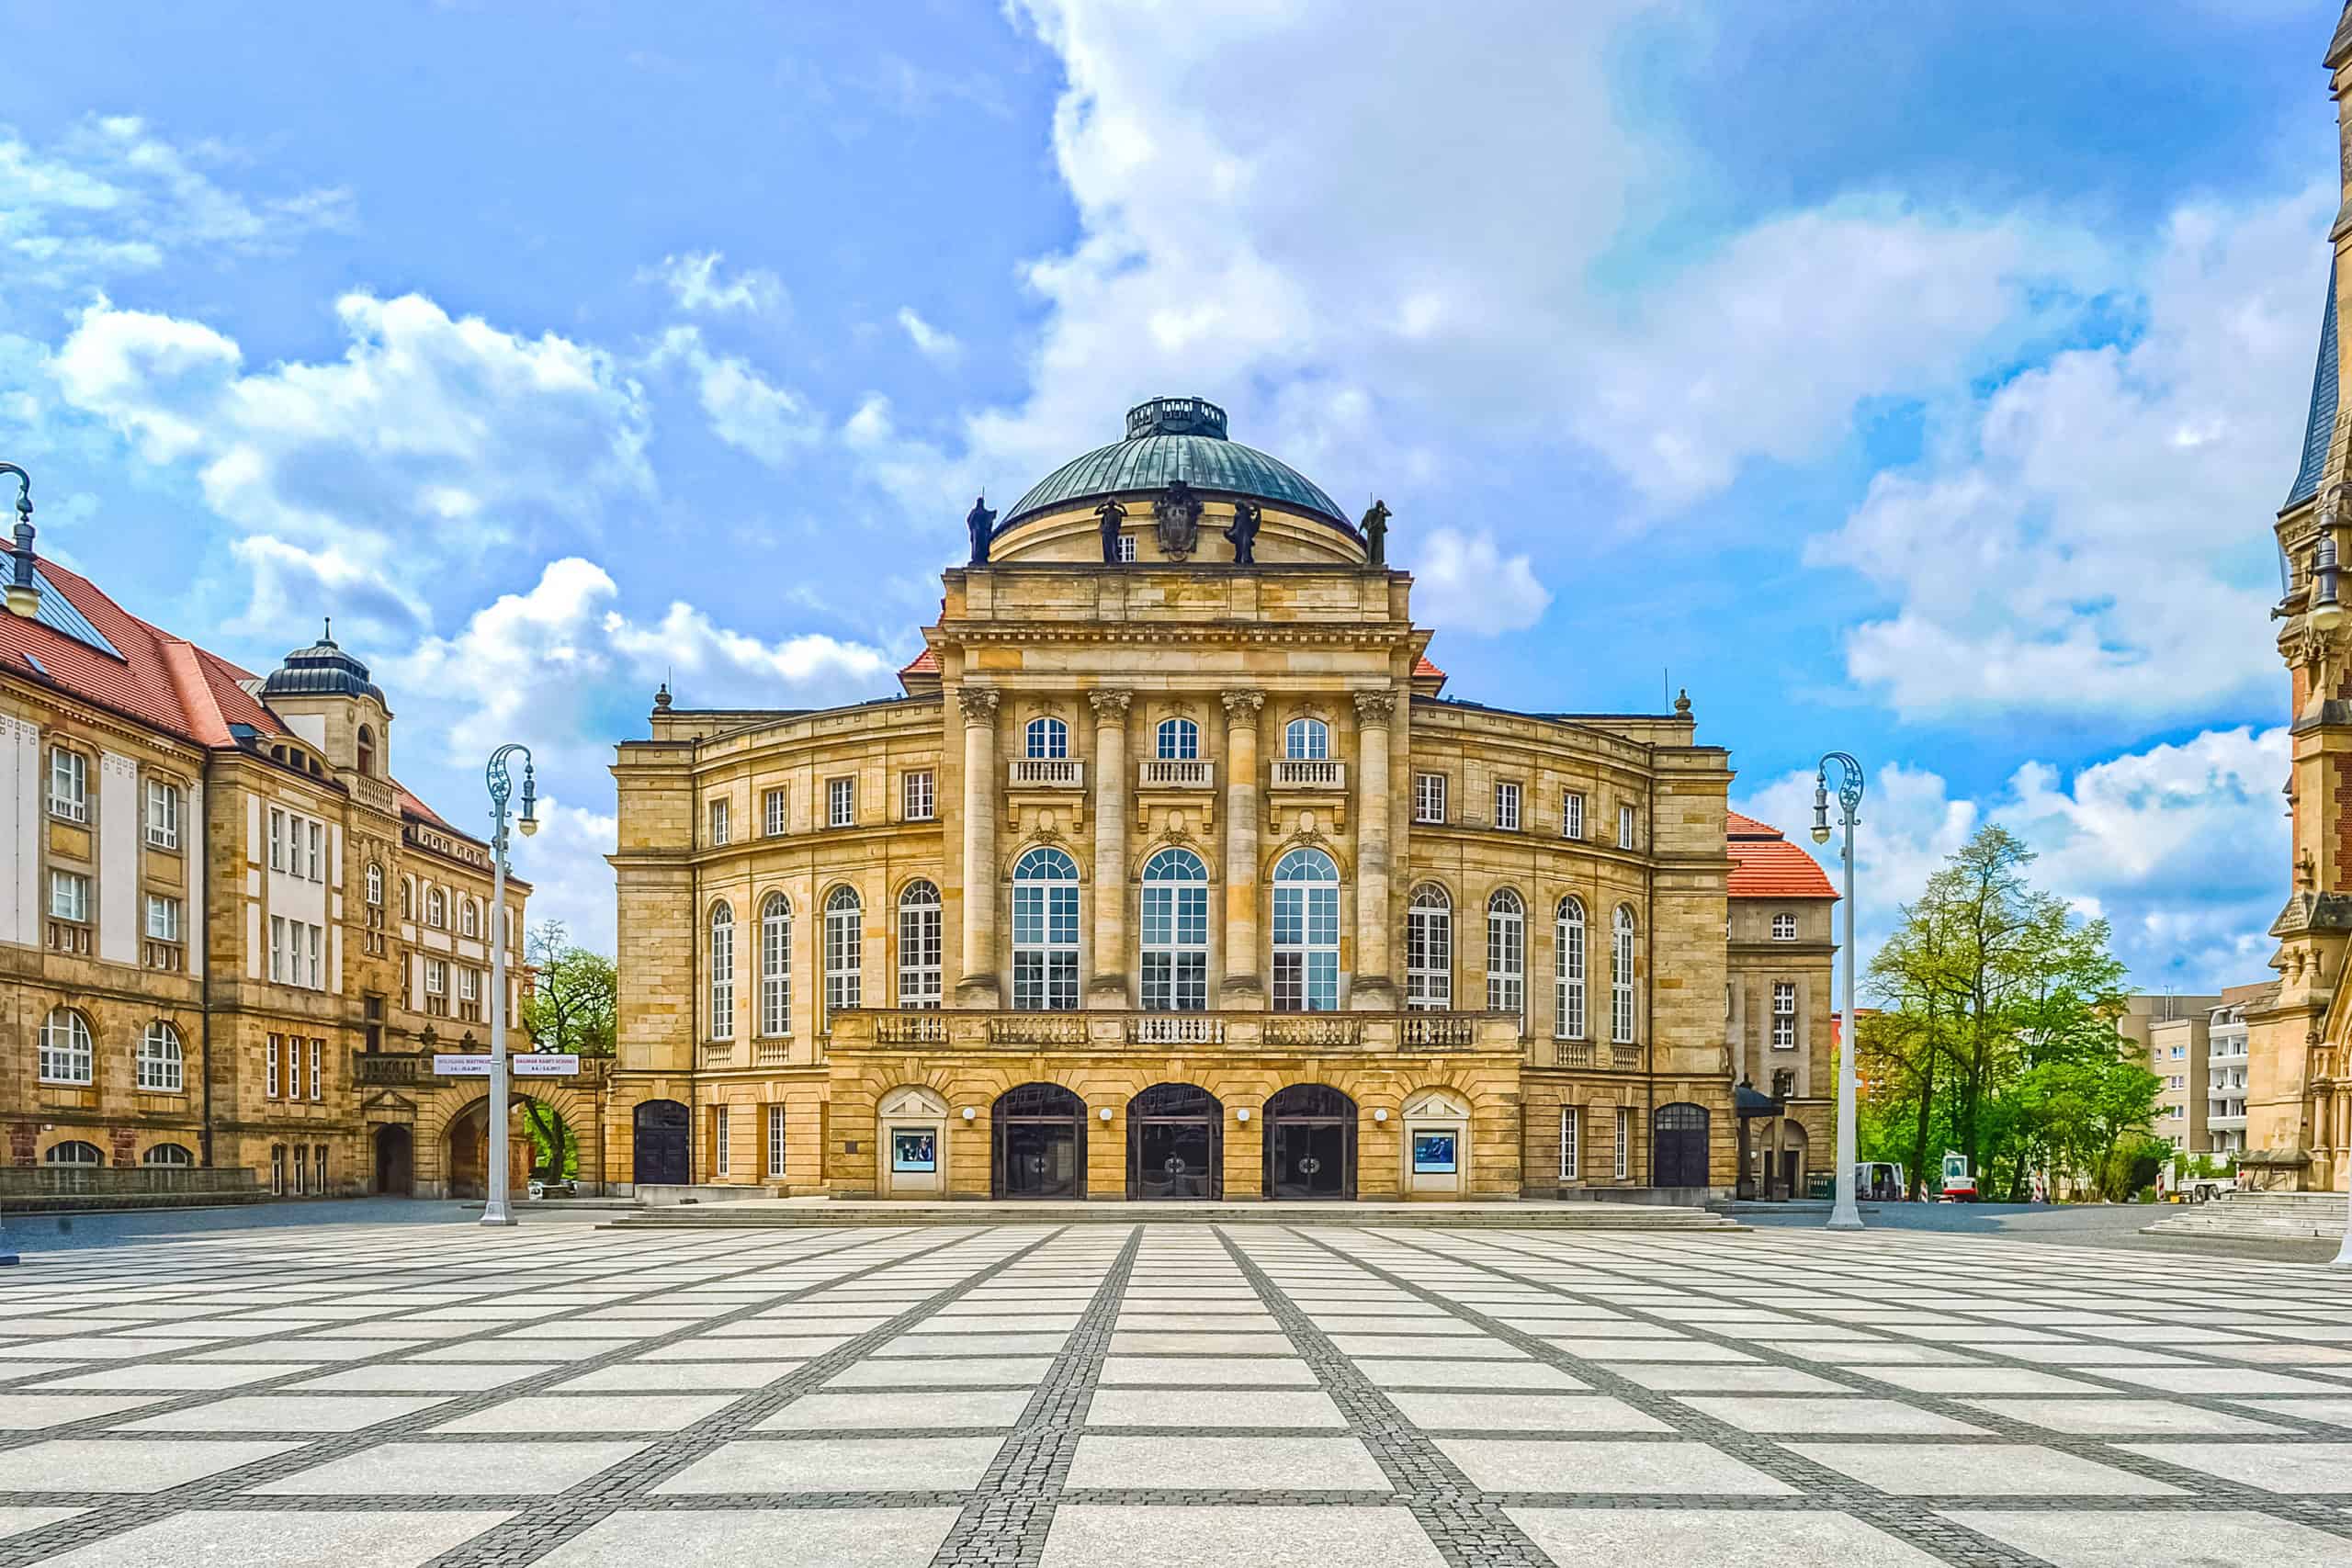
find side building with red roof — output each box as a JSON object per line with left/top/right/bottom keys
{"left": 1725, "top": 811, "right": 1840, "bottom": 1198}
{"left": 0, "top": 530, "right": 573, "bottom": 1201}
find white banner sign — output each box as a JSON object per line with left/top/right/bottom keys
{"left": 513, "top": 1054, "right": 582, "bottom": 1077}
{"left": 433, "top": 1054, "right": 493, "bottom": 1077}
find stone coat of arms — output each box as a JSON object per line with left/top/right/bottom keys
{"left": 1154, "top": 479, "right": 1203, "bottom": 560}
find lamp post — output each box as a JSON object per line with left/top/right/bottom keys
{"left": 1814, "top": 752, "right": 1864, "bottom": 1232}
{"left": 481, "top": 744, "right": 537, "bottom": 1227}
{"left": 2, "top": 462, "right": 35, "bottom": 620}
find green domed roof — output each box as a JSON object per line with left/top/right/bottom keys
{"left": 1000, "top": 398, "right": 1349, "bottom": 535}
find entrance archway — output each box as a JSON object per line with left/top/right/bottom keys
{"left": 1653, "top": 1101, "right": 1711, "bottom": 1189}
{"left": 1263, "top": 1084, "right": 1355, "bottom": 1199}
{"left": 373, "top": 1124, "right": 413, "bottom": 1196}
{"left": 447, "top": 1100, "right": 489, "bottom": 1201}
{"left": 1126, "top": 1083, "right": 1222, "bottom": 1200}
{"left": 992, "top": 1083, "right": 1086, "bottom": 1199}
{"left": 633, "top": 1099, "right": 690, "bottom": 1187}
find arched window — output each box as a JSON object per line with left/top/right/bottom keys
{"left": 1272, "top": 848, "right": 1340, "bottom": 1012}
{"left": 401, "top": 875, "right": 414, "bottom": 919}
{"left": 760, "top": 894, "right": 792, "bottom": 1037}
{"left": 1405, "top": 885, "right": 1452, "bottom": 1010}
{"left": 1156, "top": 717, "right": 1199, "bottom": 761}
{"left": 365, "top": 863, "right": 382, "bottom": 908}
{"left": 460, "top": 898, "right": 480, "bottom": 938}
{"left": 356, "top": 724, "right": 376, "bottom": 778}
{"left": 1140, "top": 848, "right": 1209, "bottom": 1010}
{"left": 899, "top": 881, "right": 943, "bottom": 1009}
{"left": 38, "top": 1009, "right": 93, "bottom": 1085}
{"left": 1012, "top": 846, "right": 1080, "bottom": 1010}
{"left": 824, "top": 886, "right": 864, "bottom": 1023}
{"left": 1025, "top": 716, "right": 1069, "bottom": 760}
{"left": 1487, "top": 889, "right": 1526, "bottom": 1018}
{"left": 425, "top": 887, "right": 446, "bottom": 929}
{"left": 141, "top": 1143, "right": 194, "bottom": 1168}
{"left": 1555, "top": 897, "right": 1587, "bottom": 1040}
{"left": 1611, "top": 905, "right": 1637, "bottom": 1044}
{"left": 137, "top": 1021, "right": 185, "bottom": 1093}
{"left": 1283, "top": 716, "right": 1329, "bottom": 761}
{"left": 708, "top": 902, "right": 735, "bottom": 1040}
{"left": 44, "top": 1141, "right": 101, "bottom": 1167}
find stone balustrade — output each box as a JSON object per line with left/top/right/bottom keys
{"left": 1270, "top": 759, "right": 1345, "bottom": 790}
{"left": 1137, "top": 759, "right": 1215, "bottom": 789}
{"left": 826, "top": 1008, "right": 1521, "bottom": 1056}
{"left": 1008, "top": 759, "right": 1084, "bottom": 789}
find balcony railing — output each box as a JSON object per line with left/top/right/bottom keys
{"left": 142, "top": 940, "right": 185, "bottom": 972}
{"left": 700, "top": 1042, "right": 738, "bottom": 1068}
{"left": 1271, "top": 759, "right": 1345, "bottom": 790}
{"left": 825, "top": 1008, "right": 1517, "bottom": 1056}
{"left": 876, "top": 1014, "right": 949, "bottom": 1045}
{"left": 1131, "top": 1015, "right": 1227, "bottom": 1045}
{"left": 1009, "top": 760, "right": 1084, "bottom": 789}
{"left": 1138, "top": 760, "right": 1215, "bottom": 789}
{"left": 1402, "top": 1013, "right": 1476, "bottom": 1049}
{"left": 46, "top": 920, "right": 90, "bottom": 955}
{"left": 753, "top": 1039, "right": 793, "bottom": 1066}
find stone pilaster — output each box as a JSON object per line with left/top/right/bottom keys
{"left": 956, "top": 685, "right": 1001, "bottom": 1006}
{"left": 1089, "top": 687, "right": 1131, "bottom": 1004}
{"left": 1351, "top": 688, "right": 1397, "bottom": 1010}
{"left": 1221, "top": 688, "right": 1263, "bottom": 999}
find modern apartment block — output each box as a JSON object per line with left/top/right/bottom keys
{"left": 2204, "top": 983, "right": 2274, "bottom": 1156}
{"left": 2119, "top": 994, "right": 2221, "bottom": 1152}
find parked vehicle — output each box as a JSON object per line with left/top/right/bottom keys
{"left": 1854, "top": 1161, "right": 1906, "bottom": 1201}
{"left": 2177, "top": 1168, "right": 2237, "bottom": 1203}
{"left": 1936, "top": 1150, "right": 1978, "bottom": 1203}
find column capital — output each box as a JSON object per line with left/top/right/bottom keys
{"left": 956, "top": 685, "right": 1000, "bottom": 725}
{"left": 1352, "top": 688, "right": 1397, "bottom": 727}
{"left": 1220, "top": 688, "right": 1264, "bottom": 722}
{"left": 1088, "top": 687, "right": 1133, "bottom": 721}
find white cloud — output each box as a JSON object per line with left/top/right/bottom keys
{"left": 647, "top": 250, "right": 786, "bottom": 316}
{"left": 1407, "top": 526, "right": 1551, "bottom": 634}
{"left": 1735, "top": 726, "right": 2290, "bottom": 995}
{"left": 648, "top": 326, "right": 820, "bottom": 467}
{"left": 896, "top": 307, "right": 962, "bottom": 365}
{"left": 1812, "top": 187, "right": 2329, "bottom": 720}
{"left": 52, "top": 291, "right": 653, "bottom": 637}
{"left": 508, "top": 798, "right": 621, "bottom": 955}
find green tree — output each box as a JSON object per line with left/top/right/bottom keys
{"left": 516, "top": 921, "right": 616, "bottom": 1180}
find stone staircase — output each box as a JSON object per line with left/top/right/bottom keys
{"left": 2143, "top": 1190, "right": 2346, "bottom": 1241}
{"left": 607, "top": 1198, "right": 1747, "bottom": 1232}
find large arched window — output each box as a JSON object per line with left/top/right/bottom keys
{"left": 1140, "top": 848, "right": 1209, "bottom": 1011}
{"left": 460, "top": 898, "right": 481, "bottom": 939}
{"left": 425, "top": 887, "right": 447, "bottom": 929}
{"left": 1283, "top": 716, "right": 1329, "bottom": 761}
{"left": 824, "top": 886, "right": 863, "bottom": 1023}
{"left": 1405, "top": 885, "right": 1452, "bottom": 1010}
{"left": 141, "top": 1143, "right": 194, "bottom": 1168}
{"left": 1025, "top": 716, "right": 1069, "bottom": 760}
{"left": 44, "top": 1141, "right": 101, "bottom": 1167}
{"left": 1487, "top": 889, "right": 1525, "bottom": 1018}
{"left": 137, "top": 1021, "right": 185, "bottom": 1093}
{"left": 1156, "top": 717, "right": 1199, "bottom": 761}
{"left": 899, "top": 881, "right": 943, "bottom": 1009}
{"left": 356, "top": 724, "right": 377, "bottom": 778}
{"left": 1555, "top": 897, "right": 1587, "bottom": 1040}
{"left": 760, "top": 894, "right": 792, "bottom": 1036}
{"left": 1611, "top": 905, "right": 1637, "bottom": 1044}
{"left": 1012, "top": 847, "right": 1080, "bottom": 1010}
{"left": 708, "top": 902, "right": 735, "bottom": 1040}
{"left": 39, "top": 1008, "right": 93, "bottom": 1085}
{"left": 1272, "top": 847, "right": 1340, "bottom": 1012}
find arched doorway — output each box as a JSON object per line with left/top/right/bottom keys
{"left": 1263, "top": 1084, "right": 1356, "bottom": 1200}
{"left": 447, "top": 1100, "right": 489, "bottom": 1201}
{"left": 1653, "top": 1101, "right": 1711, "bottom": 1189}
{"left": 992, "top": 1083, "right": 1086, "bottom": 1199}
{"left": 1126, "top": 1083, "right": 1222, "bottom": 1200}
{"left": 634, "top": 1099, "right": 691, "bottom": 1187}
{"left": 373, "top": 1124, "right": 413, "bottom": 1196}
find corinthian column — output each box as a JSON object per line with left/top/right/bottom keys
{"left": 1089, "top": 688, "right": 1132, "bottom": 1005}
{"left": 1351, "top": 688, "right": 1397, "bottom": 1010}
{"left": 1222, "top": 688, "right": 1264, "bottom": 1000}
{"left": 956, "top": 685, "right": 1001, "bottom": 1006}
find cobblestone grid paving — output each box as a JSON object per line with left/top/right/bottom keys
{"left": 0, "top": 1222, "right": 2347, "bottom": 1565}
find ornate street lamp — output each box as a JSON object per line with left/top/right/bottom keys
{"left": 480, "top": 744, "right": 537, "bottom": 1227}
{"left": 1814, "top": 752, "right": 1864, "bottom": 1232}
{"left": 2, "top": 462, "right": 35, "bottom": 620}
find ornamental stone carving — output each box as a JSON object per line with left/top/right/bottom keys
{"left": 1352, "top": 689, "right": 1396, "bottom": 726}
{"left": 957, "top": 685, "right": 1000, "bottom": 724}
{"left": 1089, "top": 688, "right": 1133, "bottom": 720}
{"left": 1220, "top": 688, "right": 1264, "bottom": 721}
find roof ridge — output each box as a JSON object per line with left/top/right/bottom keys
{"left": 157, "top": 637, "right": 235, "bottom": 747}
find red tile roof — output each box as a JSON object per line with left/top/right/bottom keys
{"left": 1414, "top": 654, "right": 1443, "bottom": 679}
{"left": 1727, "top": 815, "right": 1838, "bottom": 900}
{"left": 0, "top": 558, "right": 284, "bottom": 747}
{"left": 900, "top": 648, "right": 938, "bottom": 675}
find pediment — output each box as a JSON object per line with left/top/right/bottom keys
{"left": 1401, "top": 1089, "right": 1467, "bottom": 1120}
{"left": 879, "top": 1085, "right": 948, "bottom": 1118}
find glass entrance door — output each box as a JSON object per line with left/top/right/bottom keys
{"left": 991, "top": 1083, "right": 1086, "bottom": 1199}
{"left": 1261, "top": 1084, "right": 1357, "bottom": 1200}
{"left": 1125, "top": 1083, "right": 1223, "bottom": 1200}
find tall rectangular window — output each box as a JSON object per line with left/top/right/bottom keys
{"left": 1618, "top": 803, "right": 1636, "bottom": 850}
{"left": 145, "top": 779, "right": 182, "bottom": 849}
{"left": 310, "top": 1039, "right": 323, "bottom": 1101}
{"left": 313, "top": 1145, "right": 327, "bottom": 1193}
{"left": 713, "top": 1105, "right": 731, "bottom": 1178}
{"left": 1563, "top": 791, "right": 1585, "bottom": 840}
{"left": 49, "top": 747, "right": 87, "bottom": 822}
{"left": 308, "top": 923, "right": 322, "bottom": 989}
{"left": 1487, "top": 894, "right": 1525, "bottom": 1016}
{"left": 1771, "top": 981, "right": 1796, "bottom": 1048}
{"left": 307, "top": 820, "right": 323, "bottom": 881}
{"left": 269, "top": 915, "right": 287, "bottom": 982}
{"left": 763, "top": 787, "right": 787, "bottom": 838}
{"left": 902, "top": 770, "right": 935, "bottom": 822}
{"left": 266, "top": 1034, "right": 281, "bottom": 1099}
{"left": 767, "top": 1103, "right": 787, "bottom": 1178}
{"left": 288, "top": 1035, "right": 302, "bottom": 1100}
{"left": 1560, "top": 1107, "right": 1580, "bottom": 1180}
{"left": 898, "top": 887, "right": 943, "bottom": 1009}
{"left": 146, "top": 895, "right": 181, "bottom": 942}
{"left": 1414, "top": 773, "right": 1447, "bottom": 825}
{"left": 50, "top": 870, "right": 89, "bottom": 923}
{"left": 828, "top": 776, "right": 855, "bottom": 828}
{"left": 708, "top": 798, "right": 730, "bottom": 846}
{"left": 1614, "top": 1107, "right": 1631, "bottom": 1179}
{"left": 270, "top": 1144, "right": 286, "bottom": 1196}
{"left": 1494, "top": 781, "right": 1521, "bottom": 832}
{"left": 268, "top": 808, "right": 285, "bottom": 871}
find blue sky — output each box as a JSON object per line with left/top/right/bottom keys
{"left": 0, "top": 0, "right": 2334, "bottom": 994}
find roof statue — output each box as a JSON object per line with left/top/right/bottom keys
{"left": 1095, "top": 499, "right": 1126, "bottom": 564}
{"left": 966, "top": 494, "right": 996, "bottom": 566}
{"left": 1224, "top": 499, "right": 1261, "bottom": 565}
{"left": 1361, "top": 499, "right": 1391, "bottom": 566}
{"left": 1153, "top": 479, "right": 1204, "bottom": 560}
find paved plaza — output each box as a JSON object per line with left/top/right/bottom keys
{"left": 0, "top": 1223, "right": 2346, "bottom": 1564}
